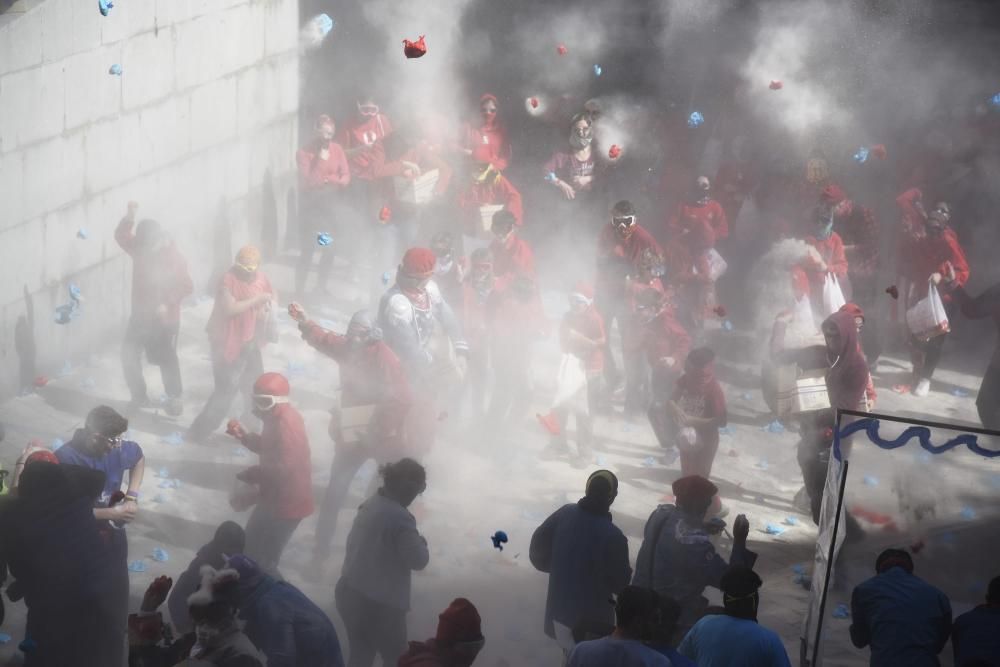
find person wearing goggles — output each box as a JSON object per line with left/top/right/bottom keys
{"left": 544, "top": 113, "right": 598, "bottom": 201}
{"left": 668, "top": 176, "right": 729, "bottom": 244}
{"left": 189, "top": 246, "right": 276, "bottom": 440}
{"left": 895, "top": 188, "right": 970, "bottom": 398}
{"left": 287, "top": 302, "right": 412, "bottom": 563}
{"left": 459, "top": 92, "right": 512, "bottom": 172}
{"left": 55, "top": 405, "right": 146, "bottom": 666}
{"left": 225, "top": 372, "right": 313, "bottom": 575}
{"left": 596, "top": 200, "right": 663, "bottom": 402}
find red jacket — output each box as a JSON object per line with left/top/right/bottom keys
{"left": 802, "top": 232, "right": 849, "bottom": 285}
{"left": 299, "top": 321, "right": 412, "bottom": 436}
{"left": 640, "top": 308, "right": 691, "bottom": 367}
{"left": 595, "top": 224, "right": 662, "bottom": 300}
{"left": 903, "top": 228, "right": 970, "bottom": 304}
{"left": 456, "top": 174, "right": 523, "bottom": 236}
{"left": 115, "top": 218, "right": 193, "bottom": 325}
{"left": 836, "top": 203, "right": 879, "bottom": 279}
{"left": 459, "top": 120, "right": 511, "bottom": 172}
{"left": 669, "top": 199, "right": 729, "bottom": 242}
{"left": 338, "top": 113, "right": 393, "bottom": 181}
{"left": 239, "top": 403, "right": 314, "bottom": 520}
{"left": 459, "top": 280, "right": 496, "bottom": 349}
{"left": 623, "top": 277, "right": 666, "bottom": 352}
{"left": 665, "top": 215, "right": 716, "bottom": 284}
{"left": 560, "top": 307, "right": 606, "bottom": 373}
{"left": 489, "top": 235, "right": 535, "bottom": 285}
{"left": 896, "top": 187, "right": 926, "bottom": 271}
{"left": 296, "top": 140, "right": 351, "bottom": 191}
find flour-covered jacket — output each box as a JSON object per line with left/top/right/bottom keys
{"left": 378, "top": 280, "right": 468, "bottom": 381}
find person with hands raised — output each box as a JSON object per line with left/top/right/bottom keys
{"left": 224, "top": 372, "right": 313, "bottom": 577}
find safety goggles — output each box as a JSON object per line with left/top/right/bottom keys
{"left": 252, "top": 394, "right": 288, "bottom": 411}
{"left": 568, "top": 293, "right": 591, "bottom": 307}
{"left": 236, "top": 262, "right": 258, "bottom": 273}
{"left": 612, "top": 215, "right": 636, "bottom": 230}
{"left": 101, "top": 434, "right": 124, "bottom": 448}
{"left": 358, "top": 104, "right": 379, "bottom": 116}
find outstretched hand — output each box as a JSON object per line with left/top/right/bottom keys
{"left": 126, "top": 201, "right": 139, "bottom": 221}
{"left": 141, "top": 576, "right": 173, "bottom": 613}
{"left": 226, "top": 419, "right": 247, "bottom": 440}
{"left": 288, "top": 302, "right": 307, "bottom": 323}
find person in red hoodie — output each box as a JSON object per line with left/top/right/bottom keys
{"left": 456, "top": 162, "right": 523, "bottom": 250}
{"left": 666, "top": 198, "right": 717, "bottom": 331}
{"left": 458, "top": 93, "right": 511, "bottom": 172}
{"left": 663, "top": 348, "right": 727, "bottom": 515}
{"left": 839, "top": 303, "right": 877, "bottom": 410}
{"left": 487, "top": 274, "right": 549, "bottom": 427}
{"left": 638, "top": 289, "right": 692, "bottom": 448}
{"left": 898, "top": 200, "right": 970, "bottom": 397}
{"left": 623, "top": 248, "right": 669, "bottom": 417}
{"left": 801, "top": 202, "right": 850, "bottom": 317}
{"left": 668, "top": 176, "right": 729, "bottom": 245}
{"left": 540, "top": 283, "right": 606, "bottom": 467}
{"left": 225, "top": 372, "right": 313, "bottom": 576}
{"left": 398, "top": 598, "right": 485, "bottom": 667}
{"left": 458, "top": 249, "right": 497, "bottom": 420}
{"left": 596, "top": 200, "right": 663, "bottom": 397}
{"left": 287, "top": 303, "right": 413, "bottom": 566}
{"left": 188, "top": 246, "right": 276, "bottom": 440}
{"left": 824, "top": 185, "right": 881, "bottom": 364}
{"left": 295, "top": 114, "right": 351, "bottom": 295}
{"left": 115, "top": 201, "right": 194, "bottom": 416}
{"left": 489, "top": 210, "right": 535, "bottom": 287}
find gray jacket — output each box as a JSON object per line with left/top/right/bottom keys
{"left": 338, "top": 491, "right": 429, "bottom": 610}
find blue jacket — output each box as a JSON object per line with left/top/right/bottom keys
{"left": 632, "top": 505, "right": 756, "bottom": 626}
{"left": 850, "top": 567, "right": 952, "bottom": 667}
{"left": 952, "top": 605, "right": 1000, "bottom": 667}
{"left": 239, "top": 574, "right": 345, "bottom": 667}
{"left": 529, "top": 501, "right": 632, "bottom": 638}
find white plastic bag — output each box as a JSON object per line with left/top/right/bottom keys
{"left": 676, "top": 426, "right": 698, "bottom": 451}
{"left": 821, "top": 273, "right": 846, "bottom": 318}
{"left": 906, "top": 282, "right": 950, "bottom": 341}
{"left": 704, "top": 248, "right": 728, "bottom": 282}
{"left": 552, "top": 353, "right": 588, "bottom": 411}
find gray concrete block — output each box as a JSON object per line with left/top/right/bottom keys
{"left": 22, "top": 133, "right": 85, "bottom": 221}
{"left": 0, "top": 11, "right": 43, "bottom": 76}
{"left": 262, "top": 0, "right": 299, "bottom": 57}
{"left": 63, "top": 44, "right": 123, "bottom": 131}
{"left": 122, "top": 30, "right": 175, "bottom": 111}
{"left": 189, "top": 77, "right": 237, "bottom": 153}
{"left": 173, "top": 14, "right": 219, "bottom": 91}
{"left": 0, "top": 217, "right": 45, "bottom": 305}
{"left": 139, "top": 96, "right": 192, "bottom": 173}
{"left": 0, "top": 63, "right": 65, "bottom": 149}
{"left": 0, "top": 150, "right": 25, "bottom": 233}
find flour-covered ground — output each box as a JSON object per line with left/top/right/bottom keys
{"left": 0, "top": 256, "right": 994, "bottom": 666}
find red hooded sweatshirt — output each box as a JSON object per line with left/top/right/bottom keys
{"left": 560, "top": 306, "right": 606, "bottom": 374}
{"left": 669, "top": 198, "right": 729, "bottom": 243}
{"left": 459, "top": 93, "right": 511, "bottom": 172}
{"left": 206, "top": 269, "right": 274, "bottom": 364}
{"left": 339, "top": 112, "right": 393, "bottom": 181}
{"left": 456, "top": 172, "right": 524, "bottom": 236}
{"left": 115, "top": 218, "right": 193, "bottom": 326}
{"left": 239, "top": 403, "right": 314, "bottom": 520}
{"left": 902, "top": 228, "right": 969, "bottom": 305}
{"left": 595, "top": 224, "right": 662, "bottom": 301}
{"left": 296, "top": 139, "right": 351, "bottom": 192}
{"left": 298, "top": 321, "right": 412, "bottom": 440}
{"left": 802, "top": 232, "right": 849, "bottom": 287}
{"left": 489, "top": 234, "right": 536, "bottom": 285}
{"left": 640, "top": 307, "right": 692, "bottom": 368}
{"left": 672, "top": 360, "right": 727, "bottom": 449}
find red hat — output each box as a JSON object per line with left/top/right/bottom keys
{"left": 672, "top": 475, "right": 718, "bottom": 507}
{"left": 401, "top": 247, "right": 437, "bottom": 277}
{"left": 480, "top": 93, "right": 498, "bottom": 105}
{"left": 839, "top": 302, "right": 865, "bottom": 321}
{"left": 570, "top": 281, "right": 594, "bottom": 301}
{"left": 25, "top": 449, "right": 59, "bottom": 466}
{"left": 820, "top": 184, "right": 847, "bottom": 204}
{"left": 252, "top": 372, "right": 290, "bottom": 397}
{"left": 435, "top": 598, "right": 483, "bottom": 646}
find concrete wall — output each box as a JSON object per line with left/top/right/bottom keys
{"left": 0, "top": 0, "right": 299, "bottom": 396}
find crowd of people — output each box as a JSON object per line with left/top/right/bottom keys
{"left": 1, "top": 38, "right": 1000, "bottom": 667}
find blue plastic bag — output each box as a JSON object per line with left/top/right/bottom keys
{"left": 643, "top": 456, "right": 656, "bottom": 467}
{"left": 764, "top": 523, "right": 786, "bottom": 536}
{"left": 545, "top": 171, "right": 558, "bottom": 182}
{"left": 109, "top": 64, "right": 122, "bottom": 76}
{"left": 128, "top": 560, "right": 148, "bottom": 573}
{"left": 98, "top": 0, "right": 113, "bottom": 16}
{"left": 490, "top": 531, "right": 508, "bottom": 551}
{"left": 152, "top": 547, "right": 169, "bottom": 562}
{"left": 161, "top": 432, "right": 184, "bottom": 446}
{"left": 77, "top": 228, "right": 89, "bottom": 240}
{"left": 990, "top": 92, "right": 1000, "bottom": 108}
{"left": 863, "top": 475, "right": 879, "bottom": 487}
{"left": 50, "top": 438, "right": 64, "bottom": 451}
{"left": 853, "top": 147, "right": 869, "bottom": 163}
{"left": 832, "top": 603, "right": 850, "bottom": 619}
{"left": 687, "top": 111, "right": 704, "bottom": 128}
{"left": 593, "top": 64, "right": 602, "bottom": 77}
{"left": 317, "top": 232, "right": 332, "bottom": 246}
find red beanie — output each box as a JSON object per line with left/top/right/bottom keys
{"left": 672, "top": 475, "right": 718, "bottom": 507}
{"left": 821, "top": 184, "right": 847, "bottom": 204}
{"left": 25, "top": 450, "right": 59, "bottom": 466}
{"left": 839, "top": 302, "right": 865, "bottom": 321}
{"left": 401, "top": 247, "right": 437, "bottom": 277}
{"left": 435, "top": 598, "right": 482, "bottom": 646}
{"left": 253, "top": 372, "right": 290, "bottom": 396}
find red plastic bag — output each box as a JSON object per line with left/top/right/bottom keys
{"left": 870, "top": 144, "right": 887, "bottom": 160}
{"left": 769, "top": 80, "right": 783, "bottom": 90}
{"left": 403, "top": 35, "right": 427, "bottom": 59}
{"left": 556, "top": 44, "right": 568, "bottom": 55}
{"left": 379, "top": 205, "right": 392, "bottom": 222}
{"left": 608, "top": 144, "right": 622, "bottom": 159}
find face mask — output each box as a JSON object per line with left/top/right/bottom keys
{"left": 569, "top": 128, "right": 593, "bottom": 149}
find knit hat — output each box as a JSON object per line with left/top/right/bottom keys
{"left": 570, "top": 281, "right": 594, "bottom": 303}
{"left": 187, "top": 565, "right": 241, "bottom": 611}
{"left": 839, "top": 302, "right": 865, "bottom": 322}
{"left": 820, "top": 184, "right": 847, "bottom": 204}
{"left": 236, "top": 245, "right": 261, "bottom": 270}
{"left": 252, "top": 372, "right": 290, "bottom": 397}
{"left": 401, "top": 247, "right": 437, "bottom": 277}
{"left": 585, "top": 469, "right": 619, "bottom": 503}
{"left": 672, "top": 475, "right": 718, "bottom": 507}
{"left": 435, "top": 598, "right": 483, "bottom": 646}
{"left": 25, "top": 450, "right": 59, "bottom": 466}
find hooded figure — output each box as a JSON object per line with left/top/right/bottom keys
{"left": 398, "top": 598, "right": 486, "bottom": 667}
{"left": 226, "top": 372, "right": 314, "bottom": 575}
{"left": 821, "top": 311, "right": 871, "bottom": 412}
{"left": 186, "top": 566, "right": 266, "bottom": 666}
{"left": 459, "top": 93, "right": 511, "bottom": 171}
{"left": 529, "top": 470, "right": 632, "bottom": 651}
{"left": 289, "top": 303, "right": 413, "bottom": 562}
{"left": 227, "top": 554, "right": 346, "bottom": 667}
{"left": 168, "top": 521, "right": 246, "bottom": 635}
